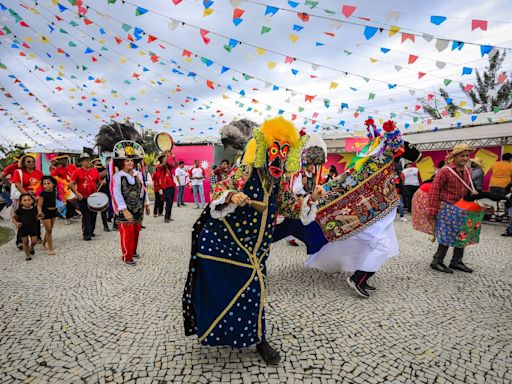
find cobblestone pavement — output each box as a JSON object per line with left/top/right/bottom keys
{"left": 0, "top": 207, "right": 511, "bottom": 384}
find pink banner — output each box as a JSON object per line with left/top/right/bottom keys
{"left": 345, "top": 138, "right": 369, "bottom": 152}
{"left": 172, "top": 145, "right": 214, "bottom": 203}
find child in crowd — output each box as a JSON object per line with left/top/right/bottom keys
{"left": 37, "top": 176, "right": 59, "bottom": 255}
{"left": 12, "top": 193, "right": 39, "bottom": 260}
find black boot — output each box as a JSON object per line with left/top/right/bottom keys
{"left": 449, "top": 247, "right": 473, "bottom": 273}
{"left": 346, "top": 271, "right": 371, "bottom": 298}
{"left": 257, "top": 340, "right": 281, "bottom": 365}
{"left": 430, "top": 245, "right": 453, "bottom": 273}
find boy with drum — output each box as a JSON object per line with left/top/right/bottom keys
{"left": 70, "top": 153, "right": 100, "bottom": 241}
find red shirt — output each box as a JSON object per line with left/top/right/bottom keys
{"left": 152, "top": 170, "right": 161, "bottom": 192}
{"left": 51, "top": 164, "right": 77, "bottom": 180}
{"left": 71, "top": 167, "right": 99, "bottom": 198}
{"left": 159, "top": 166, "right": 176, "bottom": 189}
{"left": 428, "top": 165, "right": 473, "bottom": 216}
{"left": 1, "top": 162, "right": 19, "bottom": 179}
{"left": 11, "top": 168, "right": 44, "bottom": 193}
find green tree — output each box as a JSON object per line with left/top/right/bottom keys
{"left": 418, "top": 88, "right": 462, "bottom": 119}
{"left": 0, "top": 144, "right": 28, "bottom": 170}
{"left": 460, "top": 50, "right": 512, "bottom": 113}
{"left": 140, "top": 128, "right": 158, "bottom": 155}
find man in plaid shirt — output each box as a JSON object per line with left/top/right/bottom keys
{"left": 428, "top": 144, "right": 476, "bottom": 273}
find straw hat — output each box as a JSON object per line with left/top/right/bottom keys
{"left": 470, "top": 157, "right": 483, "bottom": 167}
{"left": 451, "top": 143, "right": 474, "bottom": 156}
{"left": 446, "top": 143, "right": 474, "bottom": 164}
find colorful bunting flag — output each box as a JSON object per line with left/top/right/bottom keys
{"left": 472, "top": 19, "right": 488, "bottom": 31}
{"left": 430, "top": 15, "right": 446, "bottom": 25}
{"left": 363, "top": 26, "right": 378, "bottom": 40}
{"left": 341, "top": 5, "right": 356, "bottom": 18}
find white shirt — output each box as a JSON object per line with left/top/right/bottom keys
{"left": 190, "top": 167, "right": 205, "bottom": 186}
{"left": 113, "top": 170, "right": 150, "bottom": 211}
{"left": 175, "top": 167, "right": 188, "bottom": 186}
{"left": 402, "top": 167, "right": 419, "bottom": 186}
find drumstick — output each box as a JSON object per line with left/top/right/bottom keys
{"left": 240, "top": 196, "right": 267, "bottom": 213}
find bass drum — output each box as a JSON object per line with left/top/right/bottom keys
{"left": 87, "top": 192, "right": 109, "bottom": 212}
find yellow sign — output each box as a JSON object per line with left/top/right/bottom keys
{"left": 474, "top": 148, "right": 498, "bottom": 174}
{"left": 417, "top": 156, "right": 436, "bottom": 181}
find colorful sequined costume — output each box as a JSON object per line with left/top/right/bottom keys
{"left": 183, "top": 117, "right": 317, "bottom": 349}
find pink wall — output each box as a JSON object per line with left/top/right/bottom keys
{"left": 421, "top": 146, "right": 502, "bottom": 191}
{"left": 172, "top": 145, "right": 214, "bottom": 203}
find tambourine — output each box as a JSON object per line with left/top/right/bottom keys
{"left": 155, "top": 132, "right": 174, "bottom": 152}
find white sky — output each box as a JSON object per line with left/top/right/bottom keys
{"left": 1, "top": 0, "right": 511, "bottom": 151}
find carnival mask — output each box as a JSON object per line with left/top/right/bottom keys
{"left": 268, "top": 141, "right": 289, "bottom": 178}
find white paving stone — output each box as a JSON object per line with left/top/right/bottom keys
{"left": 0, "top": 209, "right": 511, "bottom": 383}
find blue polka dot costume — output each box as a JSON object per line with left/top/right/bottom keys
{"left": 183, "top": 164, "right": 316, "bottom": 348}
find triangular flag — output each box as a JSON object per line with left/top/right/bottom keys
{"left": 341, "top": 5, "right": 356, "bottom": 18}
{"left": 435, "top": 61, "right": 446, "bottom": 69}
{"left": 443, "top": 79, "right": 452, "bottom": 86}
{"left": 430, "top": 15, "right": 446, "bottom": 25}
{"left": 388, "top": 26, "right": 400, "bottom": 36}
{"left": 256, "top": 47, "right": 266, "bottom": 55}
{"left": 364, "top": 26, "right": 378, "bottom": 40}
{"left": 462, "top": 67, "right": 473, "bottom": 75}
{"left": 261, "top": 25, "right": 271, "bottom": 35}
{"left": 418, "top": 72, "right": 426, "bottom": 79}
{"left": 289, "top": 34, "right": 299, "bottom": 42}
{"left": 435, "top": 39, "right": 449, "bottom": 52}
{"left": 147, "top": 34, "right": 157, "bottom": 43}
{"left": 267, "top": 61, "right": 276, "bottom": 69}
{"left": 200, "top": 29, "right": 211, "bottom": 44}
{"left": 206, "top": 80, "right": 215, "bottom": 89}
{"left": 408, "top": 54, "right": 418, "bottom": 64}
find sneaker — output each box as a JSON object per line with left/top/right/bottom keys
{"left": 346, "top": 277, "right": 370, "bottom": 298}
{"left": 83, "top": 236, "right": 92, "bottom": 241}
{"left": 153, "top": 214, "right": 157, "bottom": 218}
{"left": 133, "top": 253, "right": 140, "bottom": 259}
{"left": 164, "top": 219, "right": 171, "bottom": 223}
{"left": 365, "top": 283, "right": 376, "bottom": 291}
{"left": 25, "top": 256, "right": 32, "bottom": 261}
{"left": 113, "top": 226, "right": 119, "bottom": 232}
{"left": 17, "top": 244, "right": 23, "bottom": 250}
{"left": 91, "top": 233, "right": 96, "bottom": 237}
{"left": 400, "top": 217, "right": 408, "bottom": 222}
{"left": 29, "top": 248, "right": 35, "bottom": 255}
{"left": 194, "top": 206, "right": 200, "bottom": 209}
{"left": 501, "top": 231, "right": 512, "bottom": 237}
{"left": 123, "top": 260, "right": 137, "bottom": 266}
{"left": 65, "top": 220, "right": 73, "bottom": 225}
{"left": 103, "top": 226, "right": 110, "bottom": 232}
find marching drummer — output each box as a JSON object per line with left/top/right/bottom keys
{"left": 110, "top": 141, "right": 150, "bottom": 266}
{"left": 70, "top": 153, "right": 100, "bottom": 241}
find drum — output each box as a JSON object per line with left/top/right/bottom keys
{"left": 87, "top": 192, "right": 109, "bottom": 212}
{"left": 155, "top": 132, "right": 174, "bottom": 152}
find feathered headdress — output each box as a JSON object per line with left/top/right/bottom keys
{"left": 95, "top": 120, "right": 143, "bottom": 154}
{"left": 220, "top": 118, "right": 258, "bottom": 151}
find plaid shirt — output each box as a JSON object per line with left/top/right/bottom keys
{"left": 428, "top": 164, "right": 473, "bottom": 216}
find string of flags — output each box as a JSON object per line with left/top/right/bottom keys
{"left": 0, "top": 0, "right": 510, "bottom": 144}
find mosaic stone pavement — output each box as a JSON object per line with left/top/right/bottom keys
{"left": 0, "top": 207, "right": 510, "bottom": 383}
